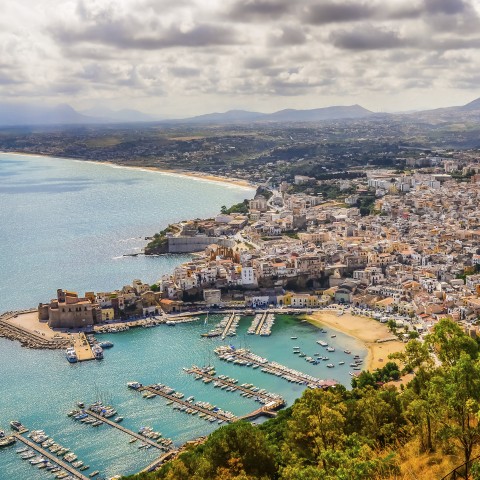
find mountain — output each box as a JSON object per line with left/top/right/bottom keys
{"left": 81, "top": 106, "right": 157, "bottom": 123}
{"left": 459, "top": 97, "right": 480, "bottom": 111}
{"left": 171, "top": 104, "right": 373, "bottom": 125}
{"left": 264, "top": 104, "right": 372, "bottom": 122}
{"left": 175, "top": 109, "right": 265, "bottom": 124}
{"left": 0, "top": 102, "right": 96, "bottom": 126}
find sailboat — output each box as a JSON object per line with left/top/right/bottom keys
{"left": 204, "top": 312, "right": 209, "bottom": 326}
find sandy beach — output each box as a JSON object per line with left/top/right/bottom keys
{"left": 0, "top": 151, "right": 254, "bottom": 189}
{"left": 306, "top": 310, "right": 406, "bottom": 371}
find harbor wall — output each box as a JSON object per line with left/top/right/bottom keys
{"left": 168, "top": 236, "right": 235, "bottom": 253}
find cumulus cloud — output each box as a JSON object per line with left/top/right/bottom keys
{"left": 1, "top": 0, "right": 480, "bottom": 115}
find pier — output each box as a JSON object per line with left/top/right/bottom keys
{"left": 184, "top": 366, "right": 285, "bottom": 407}
{"left": 220, "top": 313, "right": 237, "bottom": 339}
{"left": 255, "top": 312, "right": 267, "bottom": 335}
{"left": 136, "top": 387, "right": 237, "bottom": 423}
{"left": 12, "top": 433, "right": 89, "bottom": 480}
{"left": 83, "top": 410, "right": 167, "bottom": 450}
{"left": 72, "top": 333, "right": 94, "bottom": 361}
{"left": 215, "top": 346, "right": 337, "bottom": 389}
{"left": 140, "top": 451, "right": 177, "bottom": 473}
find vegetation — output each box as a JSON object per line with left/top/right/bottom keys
{"left": 123, "top": 319, "right": 480, "bottom": 480}
{"left": 144, "top": 225, "right": 179, "bottom": 255}
{"left": 221, "top": 200, "right": 249, "bottom": 215}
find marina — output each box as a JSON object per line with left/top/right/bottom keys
{"left": 132, "top": 383, "right": 238, "bottom": 423}
{"left": 184, "top": 365, "right": 285, "bottom": 407}
{"left": 214, "top": 345, "right": 338, "bottom": 389}
{"left": 12, "top": 432, "right": 90, "bottom": 480}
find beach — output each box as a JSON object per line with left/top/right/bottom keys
{"left": 0, "top": 152, "right": 254, "bottom": 189}
{"left": 306, "top": 310, "right": 406, "bottom": 371}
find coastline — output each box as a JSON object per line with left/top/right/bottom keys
{"left": 0, "top": 151, "right": 255, "bottom": 189}
{"left": 305, "top": 310, "right": 405, "bottom": 371}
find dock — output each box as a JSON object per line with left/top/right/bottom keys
{"left": 184, "top": 366, "right": 285, "bottom": 407}
{"left": 12, "top": 433, "right": 89, "bottom": 480}
{"left": 140, "top": 451, "right": 177, "bottom": 473}
{"left": 215, "top": 345, "right": 337, "bottom": 389}
{"left": 220, "top": 313, "right": 237, "bottom": 339}
{"left": 84, "top": 410, "right": 167, "bottom": 450}
{"left": 255, "top": 312, "right": 267, "bottom": 335}
{"left": 136, "top": 387, "right": 237, "bottom": 423}
{"left": 73, "top": 333, "right": 94, "bottom": 361}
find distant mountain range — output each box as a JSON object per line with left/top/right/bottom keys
{"left": 1, "top": 98, "right": 480, "bottom": 127}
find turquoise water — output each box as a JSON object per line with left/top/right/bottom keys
{"left": 0, "top": 315, "right": 366, "bottom": 479}
{"left": 0, "top": 153, "right": 367, "bottom": 479}
{"left": 0, "top": 153, "right": 254, "bottom": 311}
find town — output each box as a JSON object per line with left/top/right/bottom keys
{"left": 25, "top": 151, "right": 480, "bottom": 345}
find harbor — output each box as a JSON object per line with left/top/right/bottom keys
{"left": 214, "top": 345, "right": 338, "bottom": 389}
{"left": 184, "top": 365, "right": 285, "bottom": 407}
{"left": 12, "top": 431, "right": 90, "bottom": 480}
{"left": 0, "top": 313, "right": 365, "bottom": 479}
{"left": 131, "top": 383, "right": 238, "bottom": 424}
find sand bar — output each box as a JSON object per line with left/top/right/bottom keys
{"left": 306, "top": 309, "right": 405, "bottom": 371}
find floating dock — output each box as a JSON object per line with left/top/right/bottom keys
{"left": 136, "top": 387, "right": 236, "bottom": 423}
{"left": 12, "top": 433, "right": 89, "bottom": 480}
{"left": 184, "top": 366, "right": 285, "bottom": 407}
{"left": 83, "top": 410, "right": 168, "bottom": 451}
{"left": 255, "top": 312, "right": 268, "bottom": 335}
{"left": 214, "top": 345, "right": 337, "bottom": 389}
{"left": 220, "top": 313, "right": 238, "bottom": 339}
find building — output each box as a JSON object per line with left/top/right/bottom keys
{"left": 38, "top": 289, "right": 101, "bottom": 329}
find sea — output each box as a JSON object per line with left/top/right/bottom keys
{"left": 0, "top": 153, "right": 367, "bottom": 479}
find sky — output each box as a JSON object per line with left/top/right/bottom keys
{"left": 2, "top": 0, "right": 480, "bottom": 117}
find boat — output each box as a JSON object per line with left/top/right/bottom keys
{"left": 344, "top": 350, "right": 351, "bottom": 354}
{"left": 99, "top": 341, "right": 113, "bottom": 349}
{"left": 331, "top": 334, "right": 336, "bottom": 338}
{"left": 327, "top": 363, "right": 334, "bottom": 368}
{"left": 338, "top": 361, "right": 345, "bottom": 365}
{"left": 114, "top": 417, "right": 124, "bottom": 423}
{"left": 165, "top": 321, "right": 176, "bottom": 326}
{"left": 326, "top": 346, "right": 335, "bottom": 352}
{"left": 89, "top": 470, "right": 100, "bottom": 477}
{"left": 316, "top": 340, "right": 328, "bottom": 347}
{"left": 92, "top": 345, "right": 103, "bottom": 360}
{"left": 65, "top": 347, "right": 78, "bottom": 363}
{"left": 290, "top": 336, "right": 298, "bottom": 339}
{"left": 0, "top": 436, "right": 16, "bottom": 448}
{"left": 10, "top": 421, "right": 24, "bottom": 432}
{"left": 127, "top": 381, "right": 142, "bottom": 390}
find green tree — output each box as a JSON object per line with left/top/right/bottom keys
{"left": 426, "top": 318, "right": 478, "bottom": 367}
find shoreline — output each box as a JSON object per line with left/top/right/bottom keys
{"left": 0, "top": 151, "right": 255, "bottom": 190}
{"left": 305, "top": 309, "right": 406, "bottom": 371}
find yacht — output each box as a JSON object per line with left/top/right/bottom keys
{"left": 10, "top": 421, "right": 24, "bottom": 432}
{"left": 316, "top": 340, "right": 328, "bottom": 347}
{"left": 65, "top": 348, "right": 78, "bottom": 363}
{"left": 92, "top": 345, "right": 103, "bottom": 360}
{"left": 99, "top": 341, "right": 113, "bottom": 349}
{"left": 326, "top": 347, "right": 335, "bottom": 352}
{"left": 127, "top": 381, "right": 142, "bottom": 390}
{"left": 0, "top": 436, "right": 16, "bottom": 448}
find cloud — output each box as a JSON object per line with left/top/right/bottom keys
{"left": 331, "top": 27, "right": 407, "bottom": 50}
{"left": 224, "top": 0, "right": 293, "bottom": 21}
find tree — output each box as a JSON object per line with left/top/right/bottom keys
{"left": 430, "top": 353, "right": 480, "bottom": 474}
{"left": 426, "top": 318, "right": 478, "bottom": 367}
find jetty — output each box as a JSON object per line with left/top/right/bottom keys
{"left": 136, "top": 386, "right": 237, "bottom": 423}
{"left": 214, "top": 345, "right": 337, "bottom": 389}
{"left": 184, "top": 366, "right": 285, "bottom": 407}
{"left": 12, "top": 433, "right": 89, "bottom": 480}
{"left": 220, "top": 313, "right": 238, "bottom": 339}
{"left": 255, "top": 312, "right": 267, "bottom": 335}
{"left": 140, "top": 451, "right": 177, "bottom": 473}
{"left": 83, "top": 410, "right": 166, "bottom": 450}
{"left": 72, "top": 333, "right": 94, "bottom": 361}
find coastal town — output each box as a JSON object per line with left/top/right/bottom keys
{"left": 2, "top": 151, "right": 480, "bottom": 360}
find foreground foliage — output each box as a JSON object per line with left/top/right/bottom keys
{"left": 124, "top": 319, "right": 480, "bottom": 479}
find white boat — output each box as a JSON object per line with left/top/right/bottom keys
{"left": 65, "top": 348, "right": 78, "bottom": 363}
